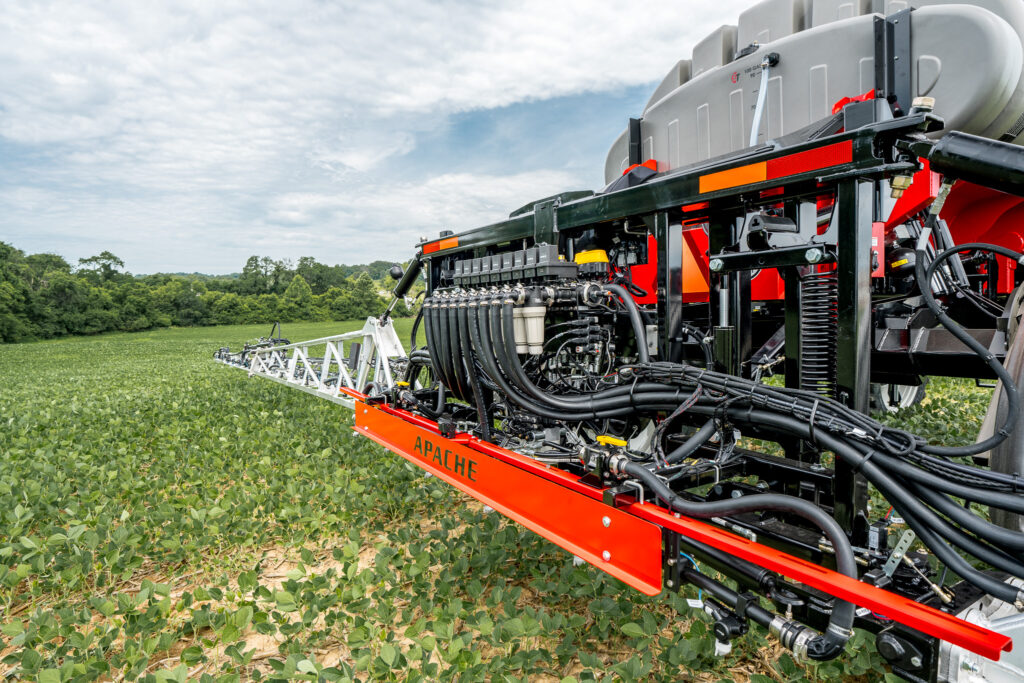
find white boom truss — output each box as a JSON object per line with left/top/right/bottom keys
{"left": 215, "top": 317, "right": 406, "bottom": 409}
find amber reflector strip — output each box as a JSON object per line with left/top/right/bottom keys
{"left": 422, "top": 236, "right": 459, "bottom": 253}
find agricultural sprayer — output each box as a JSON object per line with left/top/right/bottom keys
{"left": 216, "top": 1, "right": 1024, "bottom": 679}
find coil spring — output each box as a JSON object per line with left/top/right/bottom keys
{"left": 799, "top": 270, "right": 838, "bottom": 397}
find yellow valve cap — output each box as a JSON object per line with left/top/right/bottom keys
{"left": 596, "top": 435, "right": 628, "bottom": 447}
{"left": 574, "top": 249, "right": 610, "bottom": 265}
{"left": 396, "top": 381, "right": 410, "bottom": 387}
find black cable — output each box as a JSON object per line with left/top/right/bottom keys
{"left": 916, "top": 242, "right": 1023, "bottom": 457}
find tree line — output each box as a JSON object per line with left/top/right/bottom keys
{"left": 0, "top": 241, "right": 415, "bottom": 343}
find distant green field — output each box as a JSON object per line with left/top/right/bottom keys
{"left": 0, "top": 323, "right": 993, "bottom": 682}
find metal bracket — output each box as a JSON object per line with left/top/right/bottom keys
{"left": 533, "top": 199, "right": 558, "bottom": 244}
{"left": 874, "top": 9, "right": 912, "bottom": 117}
{"left": 884, "top": 529, "right": 917, "bottom": 577}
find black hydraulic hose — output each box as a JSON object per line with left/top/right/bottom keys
{"left": 600, "top": 283, "right": 650, "bottom": 363}
{"left": 679, "top": 536, "right": 777, "bottom": 593}
{"left": 689, "top": 402, "right": 1024, "bottom": 604}
{"left": 413, "top": 383, "right": 446, "bottom": 419}
{"left": 909, "top": 480, "right": 1024, "bottom": 552}
{"left": 410, "top": 305, "right": 423, "bottom": 350}
{"left": 899, "top": 483, "right": 1024, "bottom": 576}
{"left": 447, "top": 302, "right": 470, "bottom": 401}
{"left": 495, "top": 302, "right": 687, "bottom": 412}
{"left": 871, "top": 455, "right": 1024, "bottom": 514}
{"left": 476, "top": 300, "right": 643, "bottom": 420}
{"left": 619, "top": 459, "right": 854, "bottom": 659}
{"left": 472, "top": 298, "right": 554, "bottom": 414}
{"left": 448, "top": 302, "right": 466, "bottom": 400}
{"left": 436, "top": 299, "right": 459, "bottom": 400}
{"left": 403, "top": 353, "right": 431, "bottom": 385}
{"left": 665, "top": 418, "right": 717, "bottom": 464}
{"left": 456, "top": 300, "right": 491, "bottom": 441}
{"left": 915, "top": 242, "right": 1023, "bottom": 457}
{"left": 679, "top": 321, "right": 713, "bottom": 367}
{"left": 428, "top": 300, "right": 452, "bottom": 393}
{"left": 898, "top": 504, "right": 1024, "bottom": 603}
{"left": 421, "top": 301, "right": 445, "bottom": 388}
{"left": 467, "top": 299, "right": 575, "bottom": 418}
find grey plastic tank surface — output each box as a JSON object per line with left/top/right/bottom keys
{"left": 604, "top": 0, "right": 1024, "bottom": 184}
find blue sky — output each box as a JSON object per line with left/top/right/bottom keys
{"left": 0, "top": 0, "right": 748, "bottom": 274}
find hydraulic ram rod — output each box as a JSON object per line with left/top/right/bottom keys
{"left": 347, "top": 391, "right": 1012, "bottom": 662}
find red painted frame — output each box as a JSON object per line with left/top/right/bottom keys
{"left": 345, "top": 390, "right": 1012, "bottom": 661}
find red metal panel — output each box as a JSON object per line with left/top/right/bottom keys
{"left": 354, "top": 401, "right": 664, "bottom": 595}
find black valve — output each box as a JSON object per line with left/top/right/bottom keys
{"left": 703, "top": 598, "right": 748, "bottom": 643}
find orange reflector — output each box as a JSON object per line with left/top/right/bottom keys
{"left": 699, "top": 162, "right": 767, "bottom": 193}
{"left": 423, "top": 236, "right": 459, "bottom": 253}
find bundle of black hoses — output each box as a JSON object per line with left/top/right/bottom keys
{"left": 416, "top": 243, "right": 1024, "bottom": 657}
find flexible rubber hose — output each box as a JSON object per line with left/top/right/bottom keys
{"left": 478, "top": 300, "right": 647, "bottom": 420}
{"left": 915, "top": 242, "right": 1023, "bottom": 457}
{"left": 468, "top": 301, "right": 593, "bottom": 419}
{"left": 665, "top": 418, "right": 717, "bottom": 464}
{"left": 447, "top": 302, "right": 470, "bottom": 401}
{"left": 898, "top": 504, "right": 1023, "bottom": 603}
{"left": 410, "top": 305, "right": 423, "bottom": 350}
{"left": 436, "top": 300, "right": 459, "bottom": 400}
{"left": 429, "top": 300, "right": 454, "bottom": 394}
{"left": 690, "top": 402, "right": 1024, "bottom": 603}
{"left": 496, "top": 302, "right": 687, "bottom": 411}
{"left": 420, "top": 302, "right": 445, "bottom": 386}
{"left": 620, "top": 460, "right": 854, "bottom": 659}
{"left": 456, "top": 300, "right": 491, "bottom": 441}
{"left": 908, "top": 480, "right": 1024, "bottom": 552}
{"left": 600, "top": 283, "right": 650, "bottom": 363}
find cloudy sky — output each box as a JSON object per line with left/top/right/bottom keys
{"left": 1, "top": 0, "right": 748, "bottom": 274}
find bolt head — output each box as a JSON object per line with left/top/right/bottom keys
{"left": 602, "top": 516, "right": 611, "bottom": 528}
{"left": 804, "top": 248, "right": 823, "bottom": 264}
{"left": 666, "top": 579, "right": 674, "bottom": 587}
{"left": 709, "top": 258, "right": 725, "bottom": 272}
{"left": 910, "top": 656, "right": 922, "bottom": 668}
{"left": 602, "top": 550, "right": 611, "bottom": 561}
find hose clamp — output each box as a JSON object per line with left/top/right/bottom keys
{"left": 608, "top": 453, "right": 629, "bottom": 476}
{"left": 791, "top": 629, "right": 814, "bottom": 660}
{"left": 826, "top": 623, "right": 853, "bottom": 640}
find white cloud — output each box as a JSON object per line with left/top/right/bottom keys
{"left": 0, "top": 0, "right": 752, "bottom": 271}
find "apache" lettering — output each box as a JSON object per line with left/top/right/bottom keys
{"left": 413, "top": 436, "right": 478, "bottom": 482}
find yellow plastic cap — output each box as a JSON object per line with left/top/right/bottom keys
{"left": 574, "top": 249, "right": 610, "bottom": 265}
{"left": 596, "top": 435, "right": 628, "bottom": 447}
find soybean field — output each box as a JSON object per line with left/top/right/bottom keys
{"left": 0, "top": 323, "right": 994, "bottom": 682}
